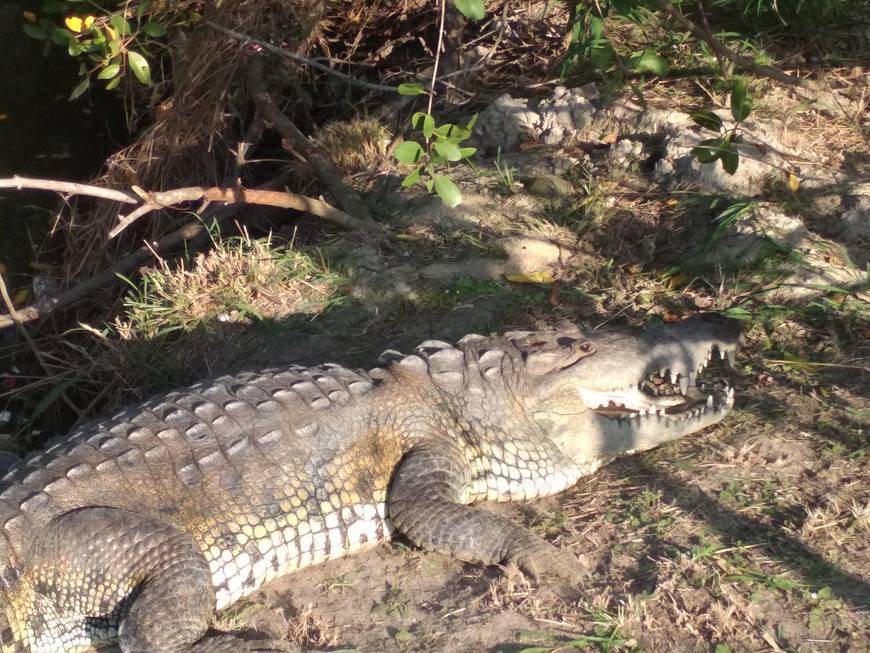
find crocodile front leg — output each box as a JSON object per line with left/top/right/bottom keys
{"left": 9, "top": 507, "right": 289, "bottom": 653}
{"left": 387, "top": 442, "right": 581, "bottom": 584}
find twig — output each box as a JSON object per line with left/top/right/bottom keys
{"left": 695, "top": 0, "right": 726, "bottom": 73}
{"left": 204, "top": 20, "right": 399, "bottom": 94}
{"left": 0, "top": 176, "right": 137, "bottom": 204}
{"left": 0, "top": 219, "right": 209, "bottom": 330}
{"left": 0, "top": 174, "right": 280, "bottom": 330}
{"left": 245, "top": 54, "right": 376, "bottom": 226}
{"left": 109, "top": 185, "right": 368, "bottom": 239}
{"left": 656, "top": 0, "right": 825, "bottom": 92}
{"left": 1, "top": 176, "right": 367, "bottom": 239}
{"left": 437, "top": 7, "right": 511, "bottom": 83}
{"left": 428, "top": 0, "right": 449, "bottom": 116}
{"left": 0, "top": 273, "right": 81, "bottom": 417}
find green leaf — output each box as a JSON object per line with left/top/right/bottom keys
{"left": 50, "top": 27, "right": 73, "bottom": 45}
{"left": 142, "top": 21, "right": 168, "bottom": 37}
{"left": 401, "top": 168, "right": 422, "bottom": 188}
{"left": 459, "top": 147, "right": 477, "bottom": 159}
{"left": 412, "top": 112, "right": 435, "bottom": 139}
{"left": 466, "top": 113, "right": 478, "bottom": 131}
{"left": 398, "top": 82, "right": 426, "bottom": 96}
{"left": 69, "top": 76, "right": 89, "bottom": 100}
{"left": 692, "top": 138, "right": 724, "bottom": 163}
{"left": 590, "top": 42, "right": 614, "bottom": 70}
{"left": 730, "top": 77, "right": 753, "bottom": 122}
{"left": 690, "top": 109, "right": 723, "bottom": 132}
{"left": 394, "top": 141, "right": 423, "bottom": 165}
{"left": 723, "top": 306, "right": 753, "bottom": 320}
{"left": 422, "top": 114, "right": 435, "bottom": 139}
{"left": 109, "top": 14, "right": 131, "bottom": 36}
{"left": 452, "top": 0, "right": 485, "bottom": 20}
{"left": 108, "top": 38, "right": 121, "bottom": 57}
{"left": 629, "top": 49, "right": 669, "bottom": 75}
{"left": 22, "top": 24, "right": 48, "bottom": 40}
{"left": 97, "top": 63, "right": 121, "bottom": 80}
{"left": 434, "top": 141, "right": 462, "bottom": 161}
{"left": 720, "top": 138, "right": 739, "bottom": 174}
{"left": 105, "top": 75, "right": 122, "bottom": 90}
{"left": 433, "top": 124, "right": 453, "bottom": 138}
{"left": 126, "top": 50, "right": 151, "bottom": 85}
{"left": 433, "top": 175, "right": 461, "bottom": 207}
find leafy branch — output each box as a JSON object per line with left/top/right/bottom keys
{"left": 394, "top": 114, "right": 478, "bottom": 207}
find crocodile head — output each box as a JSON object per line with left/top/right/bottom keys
{"left": 525, "top": 315, "right": 741, "bottom": 472}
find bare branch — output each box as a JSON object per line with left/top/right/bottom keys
{"left": 0, "top": 176, "right": 138, "bottom": 204}
{"left": 109, "top": 186, "right": 369, "bottom": 239}
{"left": 245, "top": 54, "right": 377, "bottom": 227}
{"left": 656, "top": 0, "right": 825, "bottom": 92}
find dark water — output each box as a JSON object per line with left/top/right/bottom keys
{"left": 0, "top": 1, "right": 127, "bottom": 283}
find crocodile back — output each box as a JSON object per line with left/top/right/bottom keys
{"left": 0, "top": 363, "right": 404, "bottom": 608}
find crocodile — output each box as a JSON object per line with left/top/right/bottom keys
{"left": 0, "top": 315, "right": 740, "bottom": 652}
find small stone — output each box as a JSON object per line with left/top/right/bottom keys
{"left": 528, "top": 175, "right": 574, "bottom": 198}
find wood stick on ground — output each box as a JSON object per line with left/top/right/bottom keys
{"left": 0, "top": 176, "right": 138, "bottom": 204}
{"left": 244, "top": 54, "right": 377, "bottom": 227}
{"left": 656, "top": 0, "right": 825, "bottom": 93}
{"left": 0, "top": 176, "right": 365, "bottom": 239}
{"left": 109, "top": 185, "right": 368, "bottom": 239}
{"left": 0, "top": 174, "right": 276, "bottom": 331}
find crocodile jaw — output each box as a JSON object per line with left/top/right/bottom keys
{"left": 532, "top": 315, "right": 740, "bottom": 468}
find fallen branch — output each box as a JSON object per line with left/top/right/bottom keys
{"left": 109, "top": 185, "right": 368, "bottom": 238}
{"left": 0, "top": 176, "right": 138, "bottom": 204}
{"left": 0, "top": 176, "right": 365, "bottom": 239}
{"left": 656, "top": 0, "right": 825, "bottom": 93}
{"left": 0, "top": 175, "right": 320, "bottom": 330}
{"left": 245, "top": 54, "right": 376, "bottom": 226}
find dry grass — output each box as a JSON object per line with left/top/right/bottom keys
{"left": 114, "top": 230, "right": 344, "bottom": 339}
{"left": 314, "top": 118, "right": 390, "bottom": 175}
{"left": 281, "top": 603, "right": 341, "bottom": 649}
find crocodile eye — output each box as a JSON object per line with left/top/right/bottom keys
{"left": 556, "top": 337, "right": 575, "bottom": 348}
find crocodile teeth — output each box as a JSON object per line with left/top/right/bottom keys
{"left": 706, "top": 395, "right": 714, "bottom": 409}
{"left": 659, "top": 368, "right": 668, "bottom": 379}
{"left": 670, "top": 372, "right": 678, "bottom": 385}
{"left": 726, "top": 350, "right": 736, "bottom": 368}
{"left": 679, "top": 376, "right": 689, "bottom": 395}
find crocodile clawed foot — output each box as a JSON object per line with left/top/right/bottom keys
{"left": 504, "top": 539, "right": 586, "bottom": 600}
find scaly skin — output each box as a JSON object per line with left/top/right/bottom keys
{"left": 0, "top": 316, "right": 740, "bottom": 652}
